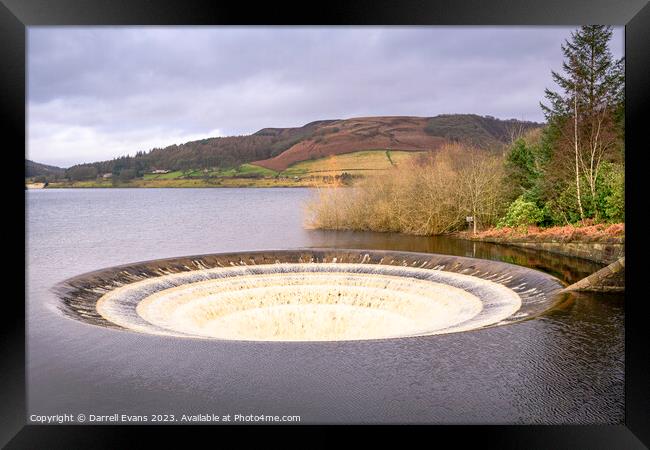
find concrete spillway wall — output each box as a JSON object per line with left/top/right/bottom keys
{"left": 563, "top": 257, "right": 625, "bottom": 293}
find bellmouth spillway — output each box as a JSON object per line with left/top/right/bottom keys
{"left": 53, "top": 249, "right": 566, "bottom": 342}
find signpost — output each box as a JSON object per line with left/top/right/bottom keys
{"left": 466, "top": 216, "right": 475, "bottom": 234}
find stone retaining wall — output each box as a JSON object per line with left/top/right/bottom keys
{"left": 470, "top": 239, "right": 624, "bottom": 265}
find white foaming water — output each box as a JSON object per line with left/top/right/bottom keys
{"left": 95, "top": 263, "right": 522, "bottom": 341}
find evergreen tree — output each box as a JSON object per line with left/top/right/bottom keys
{"left": 541, "top": 26, "right": 623, "bottom": 121}
{"left": 540, "top": 25, "right": 624, "bottom": 222}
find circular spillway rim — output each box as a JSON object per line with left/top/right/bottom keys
{"left": 51, "top": 248, "right": 567, "bottom": 342}
{"left": 97, "top": 264, "right": 522, "bottom": 340}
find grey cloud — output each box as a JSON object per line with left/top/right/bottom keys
{"left": 27, "top": 26, "right": 624, "bottom": 167}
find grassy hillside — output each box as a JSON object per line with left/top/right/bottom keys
{"left": 252, "top": 116, "right": 446, "bottom": 171}
{"left": 279, "top": 150, "right": 422, "bottom": 177}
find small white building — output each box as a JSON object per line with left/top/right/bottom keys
{"left": 151, "top": 169, "right": 170, "bottom": 174}
{"left": 102, "top": 173, "right": 113, "bottom": 178}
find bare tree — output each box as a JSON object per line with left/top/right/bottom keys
{"left": 505, "top": 121, "right": 527, "bottom": 146}
{"left": 457, "top": 148, "right": 507, "bottom": 234}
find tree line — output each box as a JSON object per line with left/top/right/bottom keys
{"left": 64, "top": 135, "right": 280, "bottom": 181}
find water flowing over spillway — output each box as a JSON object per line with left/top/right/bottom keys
{"left": 54, "top": 249, "right": 566, "bottom": 341}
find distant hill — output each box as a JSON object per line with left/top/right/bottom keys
{"left": 424, "top": 114, "right": 538, "bottom": 148}
{"left": 252, "top": 115, "right": 540, "bottom": 171}
{"left": 252, "top": 116, "right": 445, "bottom": 171}
{"left": 25, "top": 159, "right": 66, "bottom": 178}
{"left": 62, "top": 115, "right": 542, "bottom": 178}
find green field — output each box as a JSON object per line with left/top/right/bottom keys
{"left": 142, "top": 164, "right": 278, "bottom": 180}
{"left": 278, "top": 150, "right": 423, "bottom": 177}
{"left": 143, "top": 170, "right": 184, "bottom": 180}
{"left": 237, "top": 163, "right": 278, "bottom": 177}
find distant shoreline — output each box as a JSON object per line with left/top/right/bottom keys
{"left": 38, "top": 178, "right": 334, "bottom": 189}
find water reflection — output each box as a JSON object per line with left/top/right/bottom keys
{"left": 306, "top": 229, "right": 604, "bottom": 285}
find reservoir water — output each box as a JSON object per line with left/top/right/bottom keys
{"left": 26, "top": 188, "right": 623, "bottom": 424}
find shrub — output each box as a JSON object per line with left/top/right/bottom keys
{"left": 306, "top": 143, "right": 507, "bottom": 235}
{"left": 595, "top": 162, "right": 624, "bottom": 222}
{"left": 498, "top": 196, "right": 544, "bottom": 228}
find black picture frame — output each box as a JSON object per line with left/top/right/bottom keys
{"left": 3, "top": 0, "right": 648, "bottom": 446}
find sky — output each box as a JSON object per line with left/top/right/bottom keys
{"left": 27, "top": 26, "right": 624, "bottom": 168}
